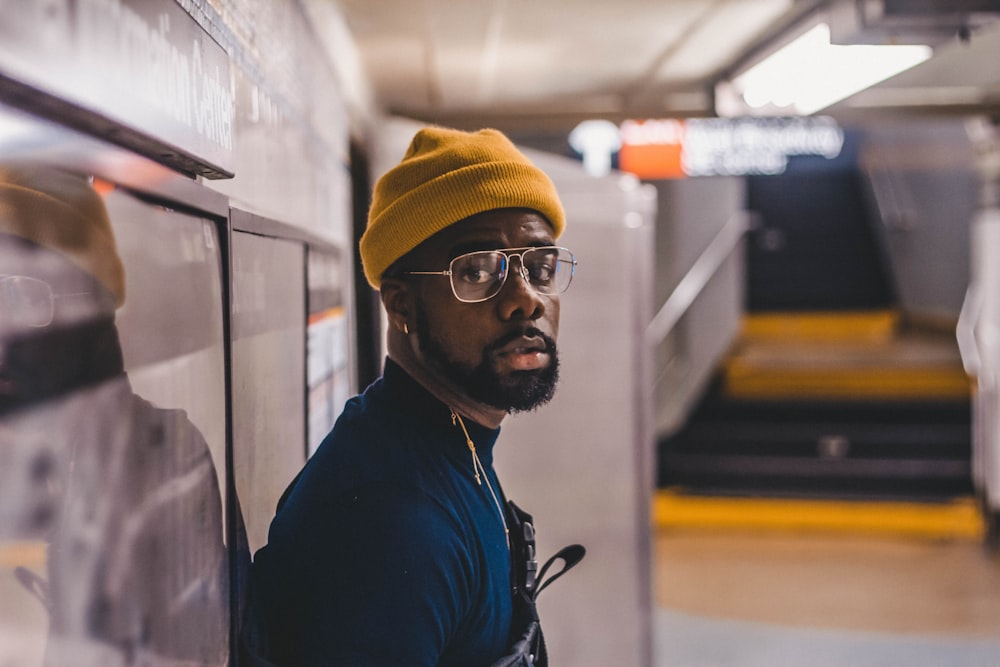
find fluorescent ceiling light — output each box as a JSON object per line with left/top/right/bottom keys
{"left": 725, "top": 23, "right": 932, "bottom": 115}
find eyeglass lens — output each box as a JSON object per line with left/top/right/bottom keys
{"left": 1, "top": 276, "right": 55, "bottom": 328}
{"left": 450, "top": 247, "right": 574, "bottom": 303}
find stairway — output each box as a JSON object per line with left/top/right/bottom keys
{"left": 657, "top": 311, "right": 974, "bottom": 502}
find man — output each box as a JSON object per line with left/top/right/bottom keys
{"left": 251, "top": 127, "right": 577, "bottom": 666}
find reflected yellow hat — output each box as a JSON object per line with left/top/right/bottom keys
{"left": 0, "top": 165, "right": 126, "bottom": 307}
{"left": 360, "top": 127, "right": 565, "bottom": 288}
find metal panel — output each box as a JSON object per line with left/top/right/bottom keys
{"left": 231, "top": 230, "right": 307, "bottom": 554}
{"left": 651, "top": 177, "right": 747, "bottom": 437}
{"left": 0, "top": 167, "right": 229, "bottom": 665}
{"left": 0, "top": 0, "right": 234, "bottom": 178}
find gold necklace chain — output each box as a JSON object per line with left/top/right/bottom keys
{"left": 451, "top": 410, "right": 510, "bottom": 549}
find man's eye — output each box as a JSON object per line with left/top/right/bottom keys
{"left": 527, "top": 262, "right": 556, "bottom": 284}
{"left": 459, "top": 267, "right": 495, "bottom": 284}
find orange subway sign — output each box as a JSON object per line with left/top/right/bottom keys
{"left": 617, "top": 117, "right": 845, "bottom": 179}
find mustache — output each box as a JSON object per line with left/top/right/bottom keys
{"left": 485, "top": 326, "right": 557, "bottom": 355}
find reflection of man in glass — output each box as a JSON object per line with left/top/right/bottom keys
{"left": 0, "top": 165, "right": 227, "bottom": 665}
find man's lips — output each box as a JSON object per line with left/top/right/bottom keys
{"left": 493, "top": 336, "right": 550, "bottom": 371}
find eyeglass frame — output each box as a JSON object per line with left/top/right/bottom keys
{"left": 402, "top": 245, "right": 576, "bottom": 303}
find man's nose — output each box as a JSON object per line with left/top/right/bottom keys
{"left": 496, "top": 256, "right": 546, "bottom": 321}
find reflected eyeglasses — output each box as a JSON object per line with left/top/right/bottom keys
{"left": 404, "top": 246, "right": 576, "bottom": 303}
{"left": 1, "top": 275, "right": 88, "bottom": 328}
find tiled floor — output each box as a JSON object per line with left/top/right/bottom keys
{"left": 653, "top": 529, "right": 1000, "bottom": 666}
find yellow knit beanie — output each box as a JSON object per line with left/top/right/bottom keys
{"left": 360, "top": 127, "right": 565, "bottom": 288}
{"left": 0, "top": 165, "right": 126, "bottom": 307}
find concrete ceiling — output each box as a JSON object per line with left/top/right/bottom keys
{"left": 333, "top": 0, "right": 1000, "bottom": 135}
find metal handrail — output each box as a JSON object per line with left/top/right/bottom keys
{"left": 646, "top": 211, "right": 750, "bottom": 346}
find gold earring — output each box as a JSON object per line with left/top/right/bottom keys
{"left": 402, "top": 322, "right": 409, "bottom": 335}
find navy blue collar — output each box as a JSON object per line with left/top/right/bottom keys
{"left": 381, "top": 358, "right": 501, "bottom": 467}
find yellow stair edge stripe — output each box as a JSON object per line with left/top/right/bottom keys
{"left": 741, "top": 310, "right": 900, "bottom": 343}
{"left": 653, "top": 490, "right": 983, "bottom": 540}
{"left": 723, "top": 365, "right": 973, "bottom": 401}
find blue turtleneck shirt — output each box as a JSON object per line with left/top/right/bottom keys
{"left": 253, "top": 358, "right": 512, "bottom": 666}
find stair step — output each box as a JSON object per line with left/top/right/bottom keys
{"left": 724, "top": 363, "right": 971, "bottom": 401}
{"left": 659, "top": 310, "right": 974, "bottom": 501}
{"left": 723, "top": 313, "right": 970, "bottom": 401}
{"left": 669, "top": 422, "right": 970, "bottom": 459}
{"left": 690, "top": 398, "right": 971, "bottom": 423}
{"left": 660, "top": 453, "right": 970, "bottom": 481}
{"left": 657, "top": 396, "right": 973, "bottom": 501}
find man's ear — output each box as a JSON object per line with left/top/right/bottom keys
{"left": 379, "top": 277, "right": 413, "bottom": 335}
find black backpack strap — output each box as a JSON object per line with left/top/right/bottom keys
{"left": 495, "top": 500, "right": 585, "bottom": 667}
{"left": 507, "top": 500, "right": 539, "bottom": 601}
{"left": 535, "top": 544, "right": 586, "bottom": 596}
{"left": 490, "top": 617, "right": 544, "bottom": 667}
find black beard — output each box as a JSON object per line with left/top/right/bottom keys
{"left": 415, "top": 303, "right": 559, "bottom": 413}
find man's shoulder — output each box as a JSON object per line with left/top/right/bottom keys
{"left": 311, "top": 380, "right": 449, "bottom": 485}
{"left": 263, "top": 476, "right": 469, "bottom": 576}
{"left": 277, "top": 413, "right": 457, "bottom": 527}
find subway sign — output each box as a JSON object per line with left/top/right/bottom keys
{"left": 617, "top": 117, "right": 845, "bottom": 179}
